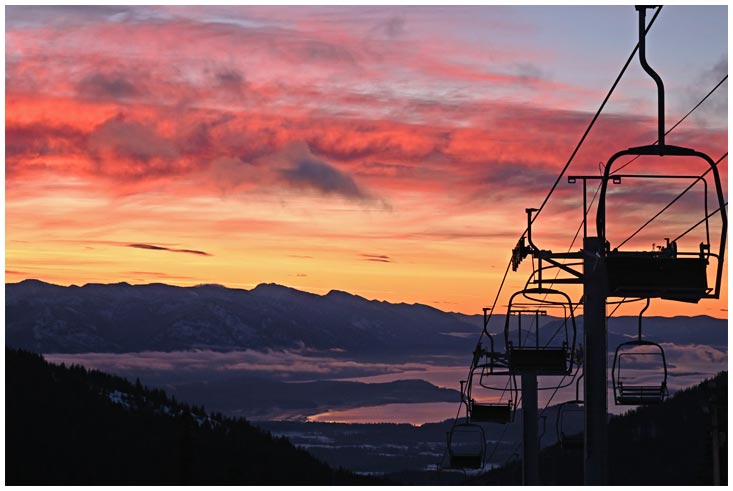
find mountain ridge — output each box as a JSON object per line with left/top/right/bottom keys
{"left": 6, "top": 279, "right": 480, "bottom": 355}
{"left": 8, "top": 278, "right": 727, "bottom": 321}
{"left": 6, "top": 279, "right": 727, "bottom": 357}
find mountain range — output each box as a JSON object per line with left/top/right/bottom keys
{"left": 6, "top": 279, "right": 477, "bottom": 356}
{"left": 6, "top": 279, "right": 727, "bottom": 359}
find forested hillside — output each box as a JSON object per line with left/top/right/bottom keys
{"left": 474, "top": 371, "right": 727, "bottom": 485}
{"left": 5, "top": 348, "right": 381, "bottom": 485}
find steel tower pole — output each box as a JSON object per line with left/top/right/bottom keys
{"left": 521, "top": 371, "right": 540, "bottom": 485}
{"left": 583, "top": 236, "right": 608, "bottom": 484}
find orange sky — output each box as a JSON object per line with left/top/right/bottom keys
{"left": 5, "top": 6, "right": 728, "bottom": 318}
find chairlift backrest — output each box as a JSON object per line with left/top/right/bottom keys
{"left": 503, "top": 288, "right": 577, "bottom": 375}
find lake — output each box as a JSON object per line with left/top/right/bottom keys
{"left": 307, "top": 402, "right": 461, "bottom": 425}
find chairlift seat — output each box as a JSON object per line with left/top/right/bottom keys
{"left": 449, "top": 454, "right": 483, "bottom": 469}
{"left": 616, "top": 384, "right": 667, "bottom": 405}
{"left": 606, "top": 252, "right": 707, "bottom": 302}
{"left": 613, "top": 330, "right": 668, "bottom": 407}
{"left": 470, "top": 402, "right": 512, "bottom": 424}
{"left": 508, "top": 346, "right": 569, "bottom": 375}
{"left": 560, "top": 433, "right": 583, "bottom": 450}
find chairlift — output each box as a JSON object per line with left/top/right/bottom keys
{"left": 612, "top": 298, "right": 668, "bottom": 405}
{"left": 556, "top": 373, "right": 584, "bottom": 450}
{"left": 595, "top": 6, "right": 726, "bottom": 303}
{"left": 446, "top": 422, "right": 486, "bottom": 470}
{"left": 467, "top": 370, "right": 516, "bottom": 424}
{"left": 465, "top": 309, "right": 516, "bottom": 424}
{"left": 504, "top": 288, "right": 577, "bottom": 375}
{"left": 471, "top": 363, "right": 517, "bottom": 424}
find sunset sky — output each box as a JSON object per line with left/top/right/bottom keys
{"left": 5, "top": 5, "right": 728, "bottom": 318}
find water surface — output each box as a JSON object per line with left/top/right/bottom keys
{"left": 307, "top": 402, "right": 461, "bottom": 425}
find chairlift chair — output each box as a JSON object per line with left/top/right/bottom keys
{"left": 612, "top": 299, "right": 669, "bottom": 405}
{"left": 504, "top": 288, "right": 577, "bottom": 375}
{"left": 462, "top": 365, "right": 516, "bottom": 425}
{"left": 464, "top": 309, "right": 516, "bottom": 424}
{"left": 471, "top": 363, "right": 517, "bottom": 424}
{"left": 556, "top": 373, "right": 584, "bottom": 450}
{"left": 446, "top": 422, "right": 486, "bottom": 470}
{"left": 595, "top": 8, "right": 726, "bottom": 304}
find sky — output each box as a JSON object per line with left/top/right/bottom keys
{"left": 4, "top": 5, "right": 728, "bottom": 318}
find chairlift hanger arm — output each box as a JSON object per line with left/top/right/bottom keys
{"left": 637, "top": 297, "right": 650, "bottom": 341}
{"left": 636, "top": 5, "right": 665, "bottom": 146}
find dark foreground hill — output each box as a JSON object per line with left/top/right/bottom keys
{"left": 472, "top": 371, "right": 728, "bottom": 486}
{"left": 5, "top": 348, "right": 383, "bottom": 485}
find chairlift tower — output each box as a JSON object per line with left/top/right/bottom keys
{"left": 508, "top": 5, "right": 727, "bottom": 485}
{"left": 448, "top": 5, "right": 726, "bottom": 484}
{"left": 503, "top": 252, "right": 580, "bottom": 484}
{"left": 582, "top": 236, "right": 607, "bottom": 485}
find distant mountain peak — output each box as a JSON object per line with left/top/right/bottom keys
{"left": 193, "top": 283, "right": 228, "bottom": 289}
{"left": 84, "top": 281, "right": 133, "bottom": 288}
{"left": 326, "top": 289, "right": 357, "bottom": 298}
{"left": 250, "top": 283, "right": 322, "bottom": 300}
{"left": 13, "top": 278, "right": 54, "bottom": 287}
{"left": 252, "top": 282, "right": 297, "bottom": 293}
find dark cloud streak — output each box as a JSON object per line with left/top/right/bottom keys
{"left": 127, "top": 271, "right": 198, "bottom": 280}
{"left": 360, "top": 253, "right": 391, "bottom": 263}
{"left": 127, "top": 243, "right": 211, "bottom": 256}
{"left": 77, "top": 72, "right": 141, "bottom": 100}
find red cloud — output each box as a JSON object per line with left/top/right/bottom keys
{"left": 6, "top": 91, "right": 726, "bottom": 214}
